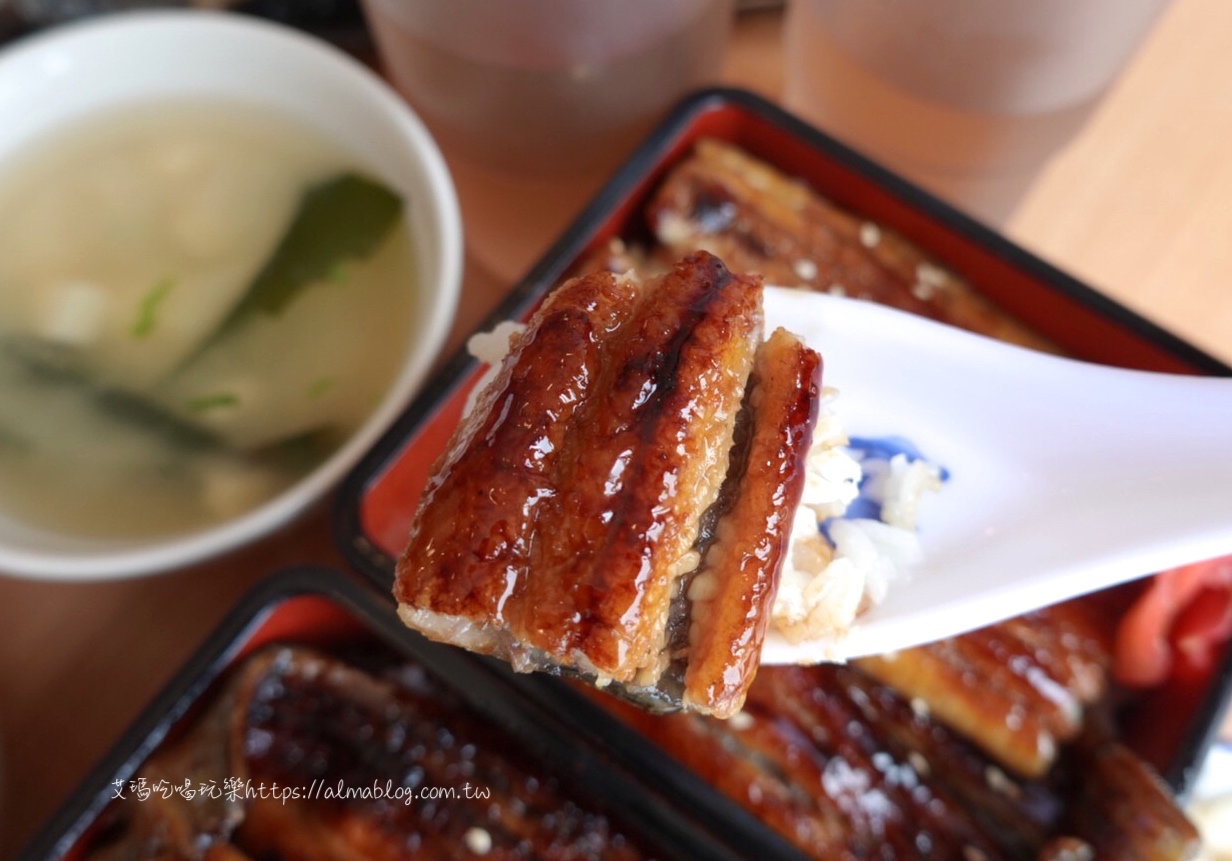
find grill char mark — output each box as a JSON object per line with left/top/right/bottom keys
{"left": 504, "top": 253, "right": 763, "bottom": 681}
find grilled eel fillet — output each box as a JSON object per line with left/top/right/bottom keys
{"left": 394, "top": 251, "right": 821, "bottom": 717}
{"left": 647, "top": 137, "right": 1058, "bottom": 353}
{"left": 855, "top": 600, "right": 1114, "bottom": 779}
{"left": 606, "top": 641, "right": 1199, "bottom": 860}
{"left": 85, "top": 647, "right": 652, "bottom": 861}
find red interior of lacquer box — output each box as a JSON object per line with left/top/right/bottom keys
{"left": 350, "top": 90, "right": 1230, "bottom": 786}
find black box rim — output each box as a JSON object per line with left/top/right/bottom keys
{"left": 15, "top": 566, "right": 785, "bottom": 861}
{"left": 331, "top": 85, "right": 1232, "bottom": 802}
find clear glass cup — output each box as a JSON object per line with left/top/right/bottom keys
{"left": 361, "top": 0, "right": 735, "bottom": 281}
{"left": 783, "top": 0, "right": 1171, "bottom": 224}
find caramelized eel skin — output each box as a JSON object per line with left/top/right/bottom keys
{"left": 604, "top": 647, "right": 1199, "bottom": 860}
{"left": 855, "top": 601, "right": 1112, "bottom": 779}
{"left": 608, "top": 666, "right": 1010, "bottom": 860}
{"left": 86, "top": 648, "right": 651, "bottom": 861}
{"left": 683, "top": 328, "right": 821, "bottom": 717}
{"left": 396, "top": 252, "right": 767, "bottom": 685}
{"left": 648, "top": 138, "right": 1056, "bottom": 352}
{"left": 512, "top": 252, "right": 762, "bottom": 680}
{"left": 394, "top": 269, "right": 641, "bottom": 645}
{"left": 1062, "top": 742, "right": 1201, "bottom": 861}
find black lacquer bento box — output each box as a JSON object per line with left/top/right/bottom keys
{"left": 336, "top": 84, "right": 1232, "bottom": 782}
{"left": 21, "top": 88, "right": 1232, "bottom": 859}
{"left": 20, "top": 566, "right": 797, "bottom": 861}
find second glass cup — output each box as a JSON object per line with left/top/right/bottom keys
{"left": 783, "top": 0, "right": 1171, "bottom": 224}
{"left": 362, "top": 0, "right": 735, "bottom": 282}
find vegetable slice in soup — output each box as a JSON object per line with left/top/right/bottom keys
{"left": 0, "top": 101, "right": 416, "bottom": 539}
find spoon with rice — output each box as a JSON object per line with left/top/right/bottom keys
{"left": 760, "top": 286, "right": 1232, "bottom": 663}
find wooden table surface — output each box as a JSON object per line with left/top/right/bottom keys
{"left": 2, "top": 2, "right": 1230, "bottom": 855}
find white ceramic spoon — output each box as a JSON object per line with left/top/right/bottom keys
{"left": 759, "top": 286, "right": 1232, "bottom": 664}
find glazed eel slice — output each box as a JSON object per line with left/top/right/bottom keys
{"left": 647, "top": 137, "right": 1057, "bottom": 352}
{"left": 394, "top": 252, "right": 821, "bottom": 717}
{"left": 854, "top": 599, "right": 1114, "bottom": 778}
{"left": 84, "top": 647, "right": 652, "bottom": 861}
{"left": 680, "top": 328, "right": 820, "bottom": 716}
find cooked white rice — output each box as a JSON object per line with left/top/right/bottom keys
{"left": 462, "top": 320, "right": 526, "bottom": 417}
{"left": 771, "top": 392, "right": 941, "bottom": 657}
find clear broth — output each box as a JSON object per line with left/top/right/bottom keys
{"left": 0, "top": 101, "right": 415, "bottom": 540}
